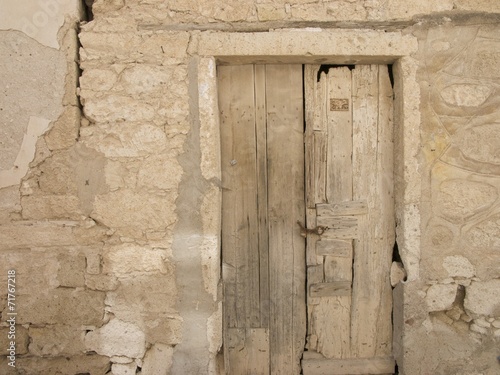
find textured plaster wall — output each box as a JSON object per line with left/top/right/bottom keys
{"left": 1, "top": 0, "right": 500, "bottom": 374}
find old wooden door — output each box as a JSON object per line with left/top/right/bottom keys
{"left": 218, "top": 64, "right": 306, "bottom": 375}
{"left": 301, "top": 65, "right": 396, "bottom": 375}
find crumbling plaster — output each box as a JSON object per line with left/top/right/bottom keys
{"left": 1, "top": 1, "right": 500, "bottom": 374}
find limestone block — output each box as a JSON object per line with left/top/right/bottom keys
{"left": 437, "top": 179, "right": 497, "bottom": 223}
{"left": 82, "top": 93, "right": 156, "bottom": 123}
{"left": 37, "top": 151, "right": 77, "bottom": 195}
{"left": 0, "top": 326, "right": 29, "bottom": 355}
{"left": 80, "top": 31, "right": 189, "bottom": 62}
{"left": 93, "top": 0, "right": 126, "bottom": 13}
{"left": 142, "top": 312, "right": 183, "bottom": 345}
{"left": 440, "top": 84, "right": 492, "bottom": 108}
{"left": 426, "top": 284, "right": 458, "bottom": 312}
{"left": 469, "top": 323, "right": 488, "bottom": 335}
{"left": 92, "top": 189, "right": 176, "bottom": 231}
{"left": 137, "top": 155, "right": 183, "bottom": 192}
{"left": 119, "top": 65, "right": 176, "bottom": 96}
{"left": 112, "top": 362, "right": 137, "bottom": 375}
{"left": 141, "top": 343, "right": 174, "bottom": 375}
{"left": 80, "top": 68, "right": 118, "bottom": 92}
{"left": 58, "top": 253, "right": 86, "bottom": 287}
{"left": 102, "top": 244, "right": 171, "bottom": 276}
{"left": 457, "top": 123, "right": 500, "bottom": 165}
{"left": 86, "top": 274, "right": 120, "bottom": 291}
{"left": 443, "top": 256, "right": 475, "bottom": 279}
{"left": 81, "top": 122, "right": 168, "bottom": 158}
{"left": 18, "top": 288, "right": 105, "bottom": 326}
{"left": 85, "top": 318, "right": 146, "bottom": 358}
{"left": 0, "top": 354, "right": 110, "bottom": 375}
{"left": 0, "top": 186, "right": 20, "bottom": 224}
{"left": 21, "top": 194, "right": 83, "bottom": 220}
{"left": 86, "top": 253, "right": 102, "bottom": 274}
{"left": 29, "top": 325, "right": 86, "bottom": 356}
{"left": 45, "top": 106, "right": 81, "bottom": 150}
{"left": 464, "top": 279, "right": 500, "bottom": 317}
{"left": 257, "top": 4, "right": 287, "bottom": 21}
{"left": 0, "top": 222, "right": 77, "bottom": 248}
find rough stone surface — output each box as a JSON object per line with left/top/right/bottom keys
{"left": 464, "top": 280, "right": 500, "bottom": 317}
{"left": 29, "top": 325, "right": 87, "bottom": 356}
{"left": 85, "top": 318, "right": 146, "bottom": 358}
{"left": 141, "top": 343, "right": 174, "bottom": 375}
{"left": 426, "top": 283, "right": 458, "bottom": 312}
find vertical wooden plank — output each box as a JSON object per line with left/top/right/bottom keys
{"left": 311, "top": 67, "right": 353, "bottom": 360}
{"left": 266, "top": 64, "right": 306, "bottom": 375}
{"left": 227, "top": 328, "right": 269, "bottom": 375}
{"left": 254, "top": 64, "right": 270, "bottom": 329}
{"left": 219, "top": 65, "right": 270, "bottom": 373}
{"left": 350, "top": 65, "right": 394, "bottom": 359}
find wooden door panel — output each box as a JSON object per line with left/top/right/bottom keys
{"left": 303, "top": 65, "right": 395, "bottom": 374}
{"left": 219, "top": 64, "right": 305, "bottom": 375}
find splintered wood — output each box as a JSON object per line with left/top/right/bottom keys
{"left": 219, "top": 64, "right": 306, "bottom": 375}
{"left": 303, "top": 65, "right": 395, "bottom": 374}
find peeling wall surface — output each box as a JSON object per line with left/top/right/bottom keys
{"left": 1, "top": 0, "right": 500, "bottom": 374}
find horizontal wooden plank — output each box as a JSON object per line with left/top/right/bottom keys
{"left": 316, "top": 200, "right": 368, "bottom": 216}
{"left": 310, "top": 281, "right": 351, "bottom": 297}
{"left": 317, "top": 217, "right": 358, "bottom": 239}
{"left": 316, "top": 239, "right": 352, "bottom": 257}
{"left": 302, "top": 356, "right": 395, "bottom": 375}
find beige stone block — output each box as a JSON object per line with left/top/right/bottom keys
{"left": 143, "top": 312, "right": 183, "bottom": 345}
{"left": 92, "top": 189, "right": 176, "bottom": 231}
{"left": 58, "top": 253, "right": 86, "bottom": 287}
{"left": 426, "top": 284, "right": 457, "bottom": 312}
{"left": 112, "top": 362, "right": 137, "bottom": 375}
{"left": 440, "top": 84, "right": 493, "bottom": 108}
{"left": 443, "top": 256, "right": 475, "bottom": 279}
{"left": 82, "top": 93, "right": 156, "bottom": 123}
{"left": 85, "top": 318, "right": 146, "bottom": 358}
{"left": 81, "top": 122, "right": 168, "bottom": 158}
{"left": 119, "top": 65, "right": 177, "bottom": 96}
{"left": 436, "top": 179, "right": 497, "bottom": 224}
{"left": 102, "top": 244, "right": 171, "bottom": 276}
{"left": 80, "top": 68, "right": 119, "bottom": 92}
{"left": 18, "top": 288, "right": 105, "bottom": 326}
{"left": 21, "top": 194, "right": 83, "bottom": 220}
{"left": 86, "top": 253, "right": 102, "bottom": 275}
{"left": 137, "top": 155, "right": 183, "bottom": 192}
{"left": 37, "top": 151, "right": 78, "bottom": 195}
{"left": 86, "top": 274, "right": 119, "bottom": 291}
{"left": 0, "top": 222, "right": 74, "bottom": 248}
{"left": 0, "top": 186, "right": 20, "bottom": 224}
{"left": 464, "top": 280, "right": 500, "bottom": 317}
{"left": 29, "top": 325, "right": 86, "bottom": 356}
{"left": 0, "top": 354, "right": 110, "bottom": 375}
{"left": 0, "top": 326, "right": 29, "bottom": 355}
{"left": 257, "top": 4, "right": 286, "bottom": 21}
{"left": 141, "top": 343, "right": 174, "bottom": 375}
{"left": 45, "top": 106, "right": 81, "bottom": 151}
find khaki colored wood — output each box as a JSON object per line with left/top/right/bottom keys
{"left": 326, "top": 67, "right": 353, "bottom": 203}
{"left": 302, "top": 357, "right": 395, "bottom": 375}
{"left": 316, "top": 239, "right": 352, "bottom": 257}
{"left": 307, "top": 265, "right": 324, "bottom": 305}
{"left": 266, "top": 64, "right": 306, "bottom": 375}
{"left": 324, "top": 255, "right": 353, "bottom": 282}
{"left": 350, "top": 65, "right": 394, "bottom": 359}
{"left": 226, "top": 328, "right": 269, "bottom": 375}
{"left": 254, "top": 64, "right": 270, "bottom": 329}
{"left": 219, "top": 65, "right": 261, "bottom": 331}
{"left": 309, "top": 67, "right": 353, "bottom": 360}
{"left": 310, "top": 281, "right": 351, "bottom": 297}
{"left": 316, "top": 200, "right": 368, "bottom": 216}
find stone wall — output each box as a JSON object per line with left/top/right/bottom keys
{"left": 1, "top": 0, "right": 500, "bottom": 374}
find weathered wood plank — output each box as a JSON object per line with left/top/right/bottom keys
{"left": 302, "top": 356, "right": 395, "bottom": 375}
{"left": 326, "top": 67, "right": 353, "bottom": 203}
{"left": 219, "top": 65, "right": 260, "bottom": 330}
{"left": 350, "top": 65, "right": 394, "bottom": 358}
{"left": 310, "top": 281, "right": 351, "bottom": 297}
{"left": 266, "top": 64, "right": 306, "bottom": 375}
{"left": 309, "top": 67, "right": 353, "bottom": 360}
{"left": 316, "top": 239, "right": 352, "bottom": 257}
{"left": 324, "top": 256, "right": 353, "bottom": 282}
{"left": 316, "top": 200, "right": 368, "bottom": 216}
{"left": 254, "top": 64, "right": 270, "bottom": 329}
{"left": 226, "top": 328, "right": 270, "bottom": 375}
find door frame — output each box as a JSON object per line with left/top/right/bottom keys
{"left": 193, "top": 29, "right": 421, "bottom": 374}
